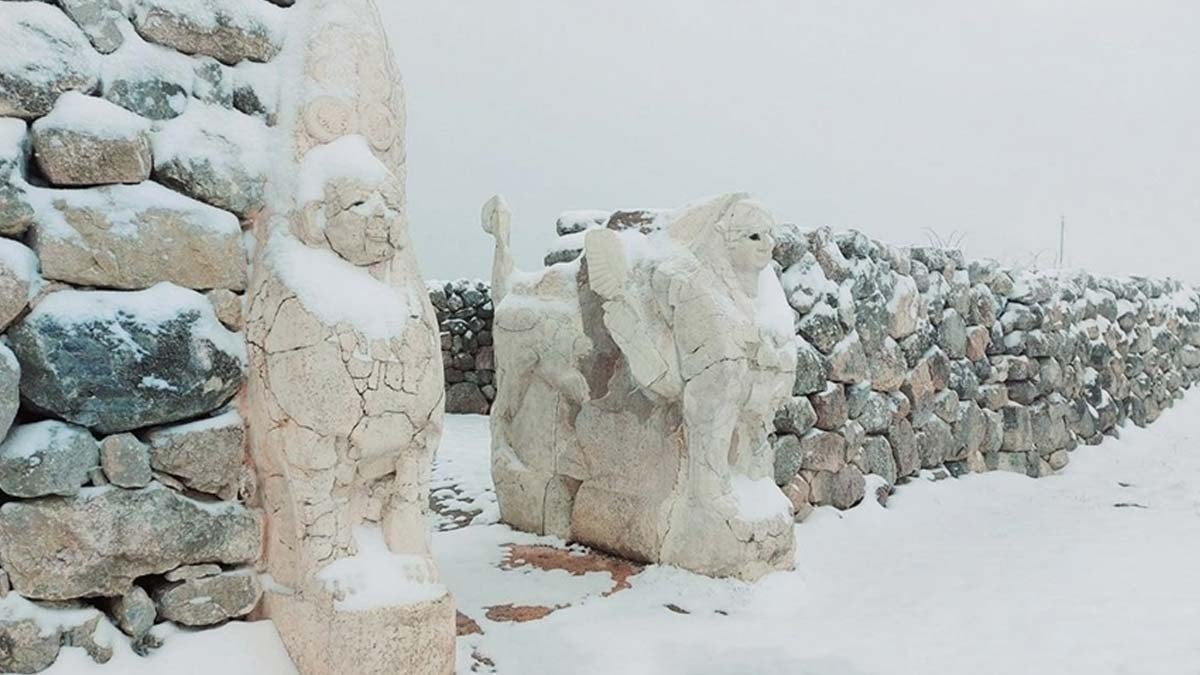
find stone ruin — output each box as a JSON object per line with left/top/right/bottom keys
{"left": 0, "top": 0, "right": 452, "bottom": 673}
{"left": 484, "top": 193, "right": 798, "bottom": 580}
{"left": 2, "top": 0, "right": 1200, "bottom": 670}
{"left": 483, "top": 196, "right": 1200, "bottom": 566}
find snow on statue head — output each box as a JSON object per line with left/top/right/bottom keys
{"left": 486, "top": 192, "right": 797, "bottom": 581}
{"left": 241, "top": 1, "right": 454, "bottom": 673}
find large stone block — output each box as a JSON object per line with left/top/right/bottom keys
{"left": 144, "top": 409, "right": 244, "bottom": 499}
{"left": 9, "top": 284, "right": 246, "bottom": 434}
{"left": 131, "top": 0, "right": 284, "bottom": 65}
{"left": 31, "top": 93, "right": 152, "bottom": 186}
{"left": 0, "top": 483, "right": 261, "bottom": 599}
{"left": 0, "top": 421, "right": 98, "bottom": 498}
{"left": 28, "top": 182, "right": 245, "bottom": 291}
{"left": 0, "top": 3, "right": 101, "bottom": 119}
{"left": 154, "top": 568, "right": 261, "bottom": 626}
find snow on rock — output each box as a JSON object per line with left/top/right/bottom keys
{"left": 266, "top": 234, "right": 413, "bottom": 340}
{"left": 100, "top": 22, "right": 195, "bottom": 120}
{"left": 0, "top": 237, "right": 41, "bottom": 330}
{"left": 0, "top": 2, "right": 101, "bottom": 119}
{"left": 0, "top": 120, "right": 36, "bottom": 237}
{"left": 316, "top": 526, "right": 447, "bottom": 612}
{"left": 153, "top": 568, "right": 262, "bottom": 626}
{"left": 56, "top": 0, "right": 128, "bottom": 55}
{"left": 0, "top": 593, "right": 116, "bottom": 673}
{"left": 8, "top": 283, "right": 246, "bottom": 434}
{"left": 26, "top": 181, "right": 245, "bottom": 291}
{"left": 152, "top": 102, "right": 272, "bottom": 218}
{"left": 0, "top": 421, "right": 99, "bottom": 499}
{"left": 131, "top": 0, "right": 286, "bottom": 66}
{"left": 0, "top": 482, "right": 261, "bottom": 600}
{"left": 143, "top": 408, "right": 245, "bottom": 500}
{"left": 31, "top": 92, "right": 153, "bottom": 186}
{"left": 296, "top": 135, "right": 391, "bottom": 206}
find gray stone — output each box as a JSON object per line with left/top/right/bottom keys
{"left": 827, "top": 331, "right": 868, "bottom": 384}
{"left": 0, "top": 483, "right": 261, "bottom": 599}
{"left": 798, "top": 429, "right": 846, "bottom": 473}
{"left": 145, "top": 410, "right": 244, "bottom": 499}
{"left": 0, "top": 3, "right": 101, "bottom": 119}
{"left": 916, "top": 417, "right": 954, "bottom": 469}
{"left": 110, "top": 586, "right": 155, "bottom": 639}
{"left": 772, "top": 434, "right": 803, "bottom": 486}
{"left": 31, "top": 93, "right": 153, "bottom": 186}
{"left": 0, "top": 421, "right": 99, "bottom": 498}
{"left": 0, "top": 344, "right": 18, "bottom": 441}
{"left": 192, "top": 57, "right": 234, "bottom": 107}
{"left": 867, "top": 337, "right": 907, "bottom": 392}
{"left": 153, "top": 568, "right": 261, "bottom": 626}
{"left": 887, "top": 419, "right": 919, "bottom": 478}
{"left": 57, "top": 0, "right": 126, "bottom": 54}
{"left": 102, "top": 68, "right": 189, "bottom": 121}
{"left": 937, "top": 309, "right": 967, "bottom": 359}
{"left": 811, "top": 384, "right": 848, "bottom": 431}
{"left": 10, "top": 285, "right": 246, "bottom": 434}
{"left": 446, "top": 382, "right": 489, "bottom": 415}
{"left": 932, "top": 390, "right": 960, "bottom": 424}
{"left": 859, "top": 436, "right": 897, "bottom": 484}
{"left": 29, "top": 183, "right": 246, "bottom": 291}
{"left": 132, "top": 0, "right": 283, "bottom": 65}
{"left": 773, "top": 396, "right": 816, "bottom": 437}
{"left": 0, "top": 617, "right": 62, "bottom": 674}
{"left": 1000, "top": 404, "right": 1033, "bottom": 451}
{"left": 780, "top": 474, "right": 813, "bottom": 522}
{"left": 152, "top": 105, "right": 268, "bottom": 218}
{"left": 953, "top": 401, "right": 987, "bottom": 459}
{"left": 807, "top": 465, "right": 865, "bottom": 510}
{"left": 798, "top": 305, "right": 844, "bottom": 354}
{"left": 855, "top": 391, "right": 892, "bottom": 434}
{"left": 164, "top": 563, "right": 222, "bottom": 583}
{"left": 793, "top": 337, "right": 828, "bottom": 395}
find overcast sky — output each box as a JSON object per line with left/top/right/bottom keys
{"left": 378, "top": 1, "right": 1200, "bottom": 283}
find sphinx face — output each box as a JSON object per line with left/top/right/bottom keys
{"left": 726, "top": 203, "right": 776, "bottom": 274}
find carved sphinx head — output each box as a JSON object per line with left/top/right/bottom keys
{"left": 294, "top": 176, "right": 404, "bottom": 266}
{"left": 721, "top": 199, "right": 776, "bottom": 275}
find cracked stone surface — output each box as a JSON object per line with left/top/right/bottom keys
{"left": 486, "top": 193, "right": 798, "bottom": 580}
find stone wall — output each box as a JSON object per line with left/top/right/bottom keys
{"left": 0, "top": 2, "right": 454, "bottom": 674}
{"left": 533, "top": 209, "right": 1200, "bottom": 519}
{"left": 0, "top": 1, "right": 285, "bottom": 670}
{"left": 429, "top": 279, "right": 495, "bottom": 414}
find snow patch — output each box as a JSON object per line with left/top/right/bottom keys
{"left": 316, "top": 526, "right": 447, "bottom": 612}
{"left": 33, "top": 91, "right": 151, "bottom": 140}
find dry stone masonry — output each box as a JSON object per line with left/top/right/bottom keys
{"left": 0, "top": 0, "right": 453, "bottom": 673}
{"left": 530, "top": 209, "right": 1200, "bottom": 523}
{"left": 428, "top": 279, "right": 496, "bottom": 415}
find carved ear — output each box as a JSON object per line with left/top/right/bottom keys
{"left": 667, "top": 192, "right": 750, "bottom": 246}
{"left": 584, "top": 228, "right": 628, "bottom": 300}
{"left": 481, "top": 194, "right": 511, "bottom": 238}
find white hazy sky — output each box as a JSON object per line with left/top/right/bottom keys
{"left": 378, "top": 1, "right": 1200, "bottom": 283}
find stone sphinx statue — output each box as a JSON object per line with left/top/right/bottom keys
{"left": 486, "top": 193, "right": 798, "bottom": 580}
{"left": 242, "top": 1, "right": 453, "bottom": 673}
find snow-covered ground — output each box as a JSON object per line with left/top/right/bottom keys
{"left": 51, "top": 396, "right": 1200, "bottom": 674}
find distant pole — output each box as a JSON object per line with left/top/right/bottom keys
{"left": 1057, "top": 214, "right": 1065, "bottom": 269}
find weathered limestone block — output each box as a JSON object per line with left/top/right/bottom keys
{"left": 489, "top": 193, "right": 797, "bottom": 581}
{"left": 98, "top": 433, "right": 153, "bottom": 489}
{"left": 154, "top": 568, "right": 261, "bottom": 626}
{"left": 0, "top": 484, "right": 261, "bottom": 599}
{"left": 9, "top": 284, "right": 246, "bottom": 434}
{"left": 56, "top": 0, "right": 126, "bottom": 54}
{"left": 27, "top": 182, "right": 245, "bottom": 291}
{"left": 152, "top": 103, "right": 270, "bottom": 218}
{"left": 144, "top": 409, "right": 244, "bottom": 499}
{"left": 100, "top": 35, "right": 193, "bottom": 121}
{"left": 0, "top": 239, "right": 40, "bottom": 332}
{"left": 131, "top": 0, "right": 284, "bottom": 65}
{"left": 244, "top": 3, "right": 454, "bottom": 673}
{"left": 1, "top": 120, "right": 37, "bottom": 238}
{"left": 0, "top": 3, "right": 101, "bottom": 119}
{"left": 31, "top": 92, "right": 152, "bottom": 186}
{"left": 798, "top": 429, "right": 846, "bottom": 472}
{"left": 806, "top": 465, "right": 865, "bottom": 509}
{"left": 0, "top": 596, "right": 114, "bottom": 673}
{"left": 0, "top": 421, "right": 99, "bottom": 498}
{"left": 110, "top": 586, "right": 155, "bottom": 640}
